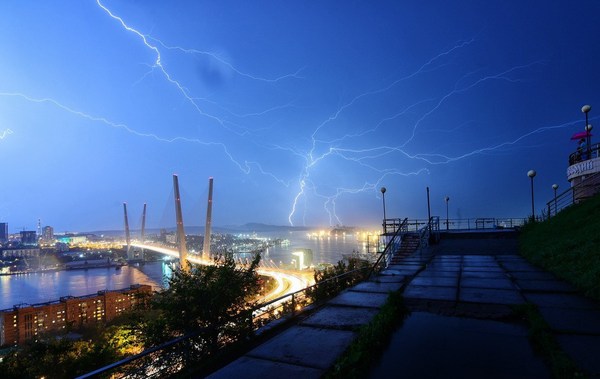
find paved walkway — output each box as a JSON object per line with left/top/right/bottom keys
{"left": 208, "top": 232, "right": 600, "bottom": 378}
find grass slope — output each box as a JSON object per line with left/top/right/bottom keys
{"left": 520, "top": 193, "right": 600, "bottom": 300}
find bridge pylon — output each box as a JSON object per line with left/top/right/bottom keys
{"left": 123, "top": 202, "right": 133, "bottom": 260}
{"left": 203, "top": 177, "right": 213, "bottom": 260}
{"left": 173, "top": 174, "right": 189, "bottom": 272}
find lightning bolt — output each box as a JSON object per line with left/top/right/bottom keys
{"left": 0, "top": 92, "right": 288, "bottom": 184}
{"left": 149, "top": 37, "right": 305, "bottom": 83}
{"left": 0, "top": 129, "right": 13, "bottom": 139}
{"left": 96, "top": 0, "right": 231, "bottom": 129}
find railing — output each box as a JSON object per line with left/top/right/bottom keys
{"left": 568, "top": 142, "right": 600, "bottom": 165}
{"left": 546, "top": 171, "right": 600, "bottom": 218}
{"left": 77, "top": 223, "right": 406, "bottom": 379}
{"left": 390, "top": 217, "right": 525, "bottom": 232}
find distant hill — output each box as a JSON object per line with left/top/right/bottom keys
{"left": 86, "top": 223, "right": 312, "bottom": 236}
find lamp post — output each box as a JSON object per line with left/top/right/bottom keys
{"left": 444, "top": 196, "right": 450, "bottom": 231}
{"left": 552, "top": 184, "right": 558, "bottom": 216}
{"left": 380, "top": 187, "right": 387, "bottom": 234}
{"left": 582, "top": 105, "right": 591, "bottom": 158}
{"left": 586, "top": 124, "right": 594, "bottom": 158}
{"left": 527, "top": 170, "right": 536, "bottom": 221}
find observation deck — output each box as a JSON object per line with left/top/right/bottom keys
{"left": 567, "top": 142, "right": 600, "bottom": 202}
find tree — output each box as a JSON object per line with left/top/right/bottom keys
{"left": 142, "top": 253, "right": 262, "bottom": 365}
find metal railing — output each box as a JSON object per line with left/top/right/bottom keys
{"left": 388, "top": 217, "right": 525, "bottom": 232}
{"left": 77, "top": 223, "right": 407, "bottom": 379}
{"left": 546, "top": 171, "right": 600, "bottom": 218}
{"left": 568, "top": 142, "right": 600, "bottom": 165}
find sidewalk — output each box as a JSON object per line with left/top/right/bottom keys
{"left": 208, "top": 232, "right": 600, "bottom": 378}
{"left": 374, "top": 233, "right": 600, "bottom": 378}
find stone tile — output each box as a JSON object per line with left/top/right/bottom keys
{"left": 301, "top": 306, "right": 379, "bottom": 329}
{"left": 206, "top": 356, "right": 323, "bottom": 379}
{"left": 410, "top": 276, "right": 458, "bottom": 287}
{"left": 461, "top": 271, "right": 508, "bottom": 279}
{"left": 538, "top": 307, "right": 600, "bottom": 334}
{"left": 460, "top": 278, "right": 515, "bottom": 290}
{"left": 350, "top": 281, "right": 402, "bottom": 293}
{"left": 417, "top": 270, "right": 460, "bottom": 278}
{"left": 247, "top": 326, "right": 356, "bottom": 370}
{"left": 379, "top": 269, "right": 416, "bottom": 277}
{"left": 557, "top": 334, "right": 600, "bottom": 376}
{"left": 515, "top": 279, "right": 577, "bottom": 293}
{"left": 328, "top": 290, "right": 389, "bottom": 308}
{"left": 372, "top": 275, "right": 406, "bottom": 283}
{"left": 509, "top": 271, "right": 557, "bottom": 280}
{"left": 404, "top": 285, "right": 456, "bottom": 301}
{"left": 386, "top": 264, "right": 422, "bottom": 271}
{"left": 462, "top": 266, "right": 504, "bottom": 273}
{"left": 524, "top": 293, "right": 600, "bottom": 310}
{"left": 500, "top": 262, "right": 541, "bottom": 272}
{"left": 370, "top": 312, "right": 550, "bottom": 379}
{"left": 460, "top": 288, "right": 524, "bottom": 305}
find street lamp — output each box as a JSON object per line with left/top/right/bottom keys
{"left": 582, "top": 105, "right": 591, "bottom": 158}
{"left": 444, "top": 196, "right": 450, "bottom": 231}
{"left": 527, "top": 170, "right": 536, "bottom": 221}
{"left": 552, "top": 184, "right": 558, "bottom": 216}
{"left": 380, "top": 187, "right": 387, "bottom": 234}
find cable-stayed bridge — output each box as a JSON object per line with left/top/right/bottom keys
{"left": 122, "top": 175, "right": 312, "bottom": 301}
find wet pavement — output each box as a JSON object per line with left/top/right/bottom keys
{"left": 369, "top": 312, "right": 550, "bottom": 379}
{"left": 208, "top": 231, "right": 600, "bottom": 378}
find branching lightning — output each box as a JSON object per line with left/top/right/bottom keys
{"left": 0, "top": 129, "right": 13, "bottom": 139}
{"left": 149, "top": 37, "right": 305, "bottom": 83}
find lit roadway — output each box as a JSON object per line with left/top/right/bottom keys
{"left": 130, "top": 243, "right": 313, "bottom": 302}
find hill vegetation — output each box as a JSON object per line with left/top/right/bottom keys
{"left": 519, "top": 193, "right": 600, "bottom": 300}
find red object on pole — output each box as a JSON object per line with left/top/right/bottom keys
{"left": 571, "top": 131, "right": 592, "bottom": 140}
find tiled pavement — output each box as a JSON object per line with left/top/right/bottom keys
{"left": 208, "top": 232, "right": 600, "bottom": 378}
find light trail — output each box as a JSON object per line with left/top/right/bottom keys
{"left": 130, "top": 243, "right": 310, "bottom": 302}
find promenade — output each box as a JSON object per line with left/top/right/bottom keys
{"left": 208, "top": 231, "right": 600, "bottom": 378}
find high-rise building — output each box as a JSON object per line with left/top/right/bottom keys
{"left": 42, "top": 226, "right": 54, "bottom": 241}
{"left": 0, "top": 223, "right": 7, "bottom": 243}
{"left": 20, "top": 231, "right": 37, "bottom": 246}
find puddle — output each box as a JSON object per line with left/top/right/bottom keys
{"left": 369, "top": 312, "right": 550, "bottom": 378}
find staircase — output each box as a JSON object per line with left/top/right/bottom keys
{"left": 390, "top": 233, "right": 420, "bottom": 264}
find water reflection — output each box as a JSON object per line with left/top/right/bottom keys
{"left": 1, "top": 233, "right": 364, "bottom": 310}
{"left": 0, "top": 262, "right": 167, "bottom": 310}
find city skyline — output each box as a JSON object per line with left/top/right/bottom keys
{"left": 1, "top": 1, "right": 599, "bottom": 232}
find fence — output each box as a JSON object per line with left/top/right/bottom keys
{"left": 77, "top": 222, "right": 408, "bottom": 379}
{"left": 385, "top": 217, "right": 525, "bottom": 232}
{"left": 546, "top": 171, "right": 600, "bottom": 218}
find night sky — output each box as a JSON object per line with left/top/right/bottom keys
{"left": 1, "top": 1, "right": 599, "bottom": 232}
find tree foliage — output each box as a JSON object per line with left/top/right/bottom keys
{"left": 142, "top": 253, "right": 262, "bottom": 361}
{"left": 309, "top": 254, "right": 371, "bottom": 303}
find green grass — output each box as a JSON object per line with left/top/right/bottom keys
{"left": 512, "top": 304, "right": 585, "bottom": 378}
{"left": 520, "top": 193, "right": 600, "bottom": 300}
{"left": 324, "top": 290, "right": 409, "bottom": 379}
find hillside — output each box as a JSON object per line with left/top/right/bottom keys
{"left": 519, "top": 193, "right": 600, "bottom": 300}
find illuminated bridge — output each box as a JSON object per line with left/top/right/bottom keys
{"left": 122, "top": 175, "right": 313, "bottom": 302}
{"left": 130, "top": 242, "right": 312, "bottom": 302}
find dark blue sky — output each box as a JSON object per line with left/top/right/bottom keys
{"left": 1, "top": 1, "right": 599, "bottom": 232}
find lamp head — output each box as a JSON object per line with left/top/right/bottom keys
{"left": 582, "top": 104, "right": 591, "bottom": 114}
{"left": 527, "top": 170, "right": 536, "bottom": 178}
{"left": 380, "top": 187, "right": 386, "bottom": 194}
{"left": 552, "top": 184, "right": 558, "bottom": 190}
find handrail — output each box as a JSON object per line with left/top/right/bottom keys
{"left": 546, "top": 171, "right": 600, "bottom": 218}
{"left": 77, "top": 221, "right": 409, "bottom": 378}
{"left": 568, "top": 142, "right": 600, "bottom": 165}
{"left": 367, "top": 218, "right": 407, "bottom": 278}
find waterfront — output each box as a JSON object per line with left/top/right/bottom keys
{"left": 0, "top": 262, "right": 169, "bottom": 310}
{"left": 0, "top": 231, "right": 372, "bottom": 310}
